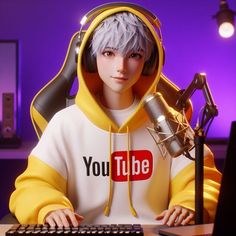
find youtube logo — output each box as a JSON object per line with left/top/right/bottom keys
{"left": 83, "top": 150, "right": 153, "bottom": 182}
{"left": 111, "top": 150, "right": 153, "bottom": 181}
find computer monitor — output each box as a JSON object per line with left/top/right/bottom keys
{"left": 212, "top": 121, "right": 236, "bottom": 235}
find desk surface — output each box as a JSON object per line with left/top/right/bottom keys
{"left": 0, "top": 224, "right": 214, "bottom": 236}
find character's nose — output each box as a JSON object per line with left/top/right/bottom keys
{"left": 116, "top": 56, "right": 126, "bottom": 73}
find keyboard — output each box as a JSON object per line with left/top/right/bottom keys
{"left": 5, "top": 224, "right": 144, "bottom": 235}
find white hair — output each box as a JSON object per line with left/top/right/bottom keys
{"left": 90, "top": 12, "right": 155, "bottom": 61}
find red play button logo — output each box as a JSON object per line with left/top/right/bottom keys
{"left": 111, "top": 150, "right": 153, "bottom": 181}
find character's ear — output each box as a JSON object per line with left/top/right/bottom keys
{"left": 142, "top": 45, "right": 165, "bottom": 76}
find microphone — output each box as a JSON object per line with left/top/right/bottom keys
{"left": 143, "top": 92, "right": 194, "bottom": 159}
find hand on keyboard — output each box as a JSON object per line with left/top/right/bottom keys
{"left": 45, "top": 208, "right": 84, "bottom": 227}
{"left": 156, "top": 205, "right": 195, "bottom": 226}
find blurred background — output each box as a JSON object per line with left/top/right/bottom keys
{"left": 0, "top": 0, "right": 235, "bottom": 141}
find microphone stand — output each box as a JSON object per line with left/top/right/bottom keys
{"left": 194, "top": 128, "right": 205, "bottom": 224}
{"left": 176, "top": 73, "right": 218, "bottom": 224}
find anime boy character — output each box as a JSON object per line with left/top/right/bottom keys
{"left": 9, "top": 4, "right": 221, "bottom": 228}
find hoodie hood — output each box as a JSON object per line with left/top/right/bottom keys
{"left": 76, "top": 6, "right": 164, "bottom": 133}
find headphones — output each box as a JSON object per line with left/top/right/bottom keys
{"left": 76, "top": 2, "right": 165, "bottom": 75}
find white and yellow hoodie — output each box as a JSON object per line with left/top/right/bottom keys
{"left": 9, "top": 6, "right": 221, "bottom": 225}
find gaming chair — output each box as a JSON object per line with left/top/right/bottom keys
{"left": 30, "top": 2, "right": 193, "bottom": 139}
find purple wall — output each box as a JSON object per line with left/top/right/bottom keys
{"left": 0, "top": 0, "right": 235, "bottom": 141}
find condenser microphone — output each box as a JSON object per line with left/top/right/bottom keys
{"left": 143, "top": 92, "right": 194, "bottom": 158}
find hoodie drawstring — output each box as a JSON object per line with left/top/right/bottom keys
{"left": 104, "top": 126, "right": 137, "bottom": 217}
{"left": 127, "top": 126, "right": 137, "bottom": 217}
{"left": 104, "top": 125, "right": 113, "bottom": 216}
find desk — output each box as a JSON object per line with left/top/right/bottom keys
{"left": 0, "top": 224, "right": 214, "bottom": 236}
{"left": 0, "top": 225, "right": 11, "bottom": 236}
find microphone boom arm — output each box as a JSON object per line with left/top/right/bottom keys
{"left": 176, "top": 73, "right": 218, "bottom": 131}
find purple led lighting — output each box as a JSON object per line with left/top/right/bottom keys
{"left": 0, "top": 0, "right": 235, "bottom": 140}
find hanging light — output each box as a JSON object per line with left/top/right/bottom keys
{"left": 214, "top": 0, "right": 236, "bottom": 38}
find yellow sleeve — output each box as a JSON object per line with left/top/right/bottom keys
{"left": 9, "top": 156, "right": 73, "bottom": 224}
{"left": 169, "top": 150, "right": 222, "bottom": 223}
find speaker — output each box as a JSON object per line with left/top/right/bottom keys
{"left": 2, "top": 93, "right": 15, "bottom": 138}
